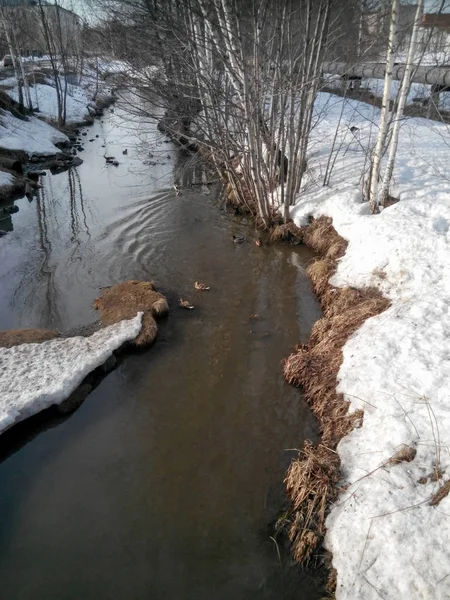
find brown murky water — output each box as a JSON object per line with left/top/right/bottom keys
{"left": 0, "top": 105, "right": 322, "bottom": 599}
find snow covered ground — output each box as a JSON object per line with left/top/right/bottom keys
{"left": 324, "top": 74, "right": 450, "bottom": 111}
{"left": 291, "top": 94, "right": 450, "bottom": 599}
{"left": 6, "top": 81, "right": 90, "bottom": 124}
{"left": 0, "top": 314, "right": 142, "bottom": 434}
{"left": 0, "top": 108, "right": 68, "bottom": 156}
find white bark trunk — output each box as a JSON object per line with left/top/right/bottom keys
{"left": 368, "top": 0, "right": 399, "bottom": 214}
{"left": 379, "top": 0, "right": 424, "bottom": 206}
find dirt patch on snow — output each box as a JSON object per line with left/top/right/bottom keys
{"left": 282, "top": 216, "right": 390, "bottom": 593}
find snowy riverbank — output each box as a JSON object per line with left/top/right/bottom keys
{"left": 291, "top": 93, "right": 450, "bottom": 599}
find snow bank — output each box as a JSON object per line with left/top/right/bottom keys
{"left": 0, "top": 109, "right": 68, "bottom": 156}
{"left": 7, "top": 82, "right": 90, "bottom": 124}
{"left": 0, "top": 314, "right": 142, "bottom": 434}
{"left": 291, "top": 94, "right": 450, "bottom": 599}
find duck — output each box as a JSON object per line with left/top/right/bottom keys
{"left": 194, "top": 281, "right": 210, "bottom": 291}
{"left": 255, "top": 238, "right": 263, "bottom": 247}
{"left": 173, "top": 184, "right": 181, "bottom": 196}
{"left": 123, "top": 149, "right": 128, "bottom": 155}
{"left": 179, "top": 298, "right": 195, "bottom": 309}
{"left": 232, "top": 235, "right": 245, "bottom": 243}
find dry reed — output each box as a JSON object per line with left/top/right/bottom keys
{"left": 282, "top": 216, "right": 390, "bottom": 595}
{"left": 430, "top": 480, "right": 450, "bottom": 506}
{"left": 93, "top": 280, "right": 168, "bottom": 347}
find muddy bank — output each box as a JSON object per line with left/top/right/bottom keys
{"left": 281, "top": 216, "right": 389, "bottom": 594}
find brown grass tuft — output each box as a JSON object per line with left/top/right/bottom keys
{"left": 302, "top": 216, "right": 348, "bottom": 258}
{"left": 285, "top": 441, "right": 340, "bottom": 563}
{"left": 283, "top": 216, "right": 390, "bottom": 579}
{"left": 0, "top": 328, "right": 59, "bottom": 348}
{"left": 384, "top": 445, "right": 417, "bottom": 467}
{"left": 270, "top": 221, "right": 304, "bottom": 243}
{"left": 430, "top": 479, "right": 450, "bottom": 506}
{"left": 93, "top": 280, "right": 168, "bottom": 347}
{"left": 307, "top": 259, "right": 336, "bottom": 296}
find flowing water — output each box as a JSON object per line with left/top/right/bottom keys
{"left": 0, "top": 104, "right": 323, "bottom": 599}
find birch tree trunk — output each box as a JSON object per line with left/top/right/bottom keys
{"left": 379, "top": 0, "right": 424, "bottom": 207}
{"left": 368, "top": 0, "right": 399, "bottom": 214}
{"left": 0, "top": 7, "right": 24, "bottom": 109}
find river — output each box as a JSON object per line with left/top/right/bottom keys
{"left": 0, "top": 104, "right": 323, "bottom": 599}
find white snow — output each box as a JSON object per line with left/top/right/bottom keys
{"left": 0, "top": 109, "right": 68, "bottom": 156}
{"left": 0, "top": 314, "right": 142, "bottom": 434}
{"left": 0, "top": 171, "right": 14, "bottom": 187}
{"left": 291, "top": 93, "right": 450, "bottom": 600}
{"left": 7, "top": 82, "right": 90, "bottom": 124}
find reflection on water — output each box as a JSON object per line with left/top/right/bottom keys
{"left": 0, "top": 104, "right": 323, "bottom": 599}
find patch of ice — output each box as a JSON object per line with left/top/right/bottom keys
{"left": 0, "top": 313, "right": 142, "bottom": 434}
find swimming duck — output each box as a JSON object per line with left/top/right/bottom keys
{"left": 232, "top": 235, "right": 245, "bottom": 243}
{"left": 123, "top": 149, "right": 128, "bottom": 155}
{"left": 194, "top": 281, "right": 210, "bottom": 291}
{"left": 179, "top": 298, "right": 195, "bottom": 309}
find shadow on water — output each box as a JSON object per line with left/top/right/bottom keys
{"left": 0, "top": 104, "right": 324, "bottom": 599}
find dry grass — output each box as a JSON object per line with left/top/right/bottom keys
{"left": 282, "top": 217, "right": 390, "bottom": 586}
{"left": 302, "top": 216, "right": 348, "bottom": 259}
{"left": 270, "top": 221, "right": 304, "bottom": 243}
{"left": 384, "top": 445, "right": 417, "bottom": 467}
{"left": 0, "top": 328, "right": 59, "bottom": 348}
{"left": 93, "top": 280, "right": 168, "bottom": 347}
{"left": 430, "top": 480, "right": 450, "bottom": 506}
{"left": 307, "top": 259, "right": 336, "bottom": 296}
{"left": 285, "top": 441, "right": 340, "bottom": 563}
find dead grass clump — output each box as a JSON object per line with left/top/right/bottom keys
{"left": 93, "top": 280, "right": 168, "bottom": 347}
{"left": 430, "top": 479, "right": 450, "bottom": 506}
{"left": 285, "top": 441, "right": 340, "bottom": 564}
{"left": 302, "top": 216, "right": 348, "bottom": 258}
{"left": 307, "top": 258, "right": 336, "bottom": 296}
{"left": 322, "top": 286, "right": 388, "bottom": 320}
{"left": 282, "top": 215, "right": 390, "bottom": 579}
{"left": 384, "top": 445, "right": 417, "bottom": 467}
{"left": 270, "top": 221, "right": 304, "bottom": 243}
{"left": 0, "top": 328, "right": 59, "bottom": 348}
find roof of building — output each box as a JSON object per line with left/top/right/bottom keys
{"left": 422, "top": 13, "right": 450, "bottom": 30}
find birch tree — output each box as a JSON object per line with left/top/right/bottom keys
{"left": 91, "top": 0, "right": 356, "bottom": 225}
{"left": 367, "top": 0, "right": 399, "bottom": 214}
{"left": 0, "top": 4, "right": 33, "bottom": 110}
{"left": 378, "top": 0, "right": 424, "bottom": 207}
